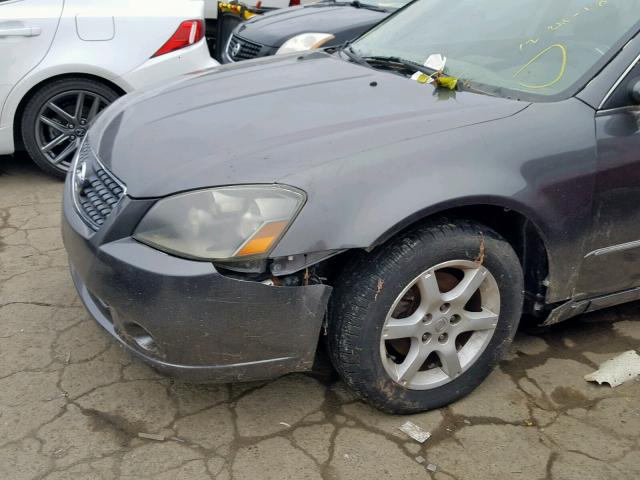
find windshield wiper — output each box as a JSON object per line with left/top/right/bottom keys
{"left": 340, "top": 44, "right": 371, "bottom": 66}
{"left": 362, "top": 56, "right": 438, "bottom": 77}
{"left": 350, "top": 1, "right": 388, "bottom": 12}
{"left": 340, "top": 50, "right": 439, "bottom": 78}
{"left": 341, "top": 49, "right": 495, "bottom": 96}
{"left": 458, "top": 80, "right": 498, "bottom": 97}
{"left": 327, "top": 0, "right": 388, "bottom": 12}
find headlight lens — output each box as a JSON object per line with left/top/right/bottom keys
{"left": 275, "top": 33, "right": 335, "bottom": 55}
{"left": 133, "top": 185, "right": 305, "bottom": 261}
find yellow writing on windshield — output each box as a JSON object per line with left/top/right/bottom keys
{"left": 519, "top": 0, "right": 609, "bottom": 51}
{"left": 514, "top": 44, "right": 568, "bottom": 89}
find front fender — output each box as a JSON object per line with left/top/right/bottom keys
{"left": 274, "top": 99, "right": 598, "bottom": 303}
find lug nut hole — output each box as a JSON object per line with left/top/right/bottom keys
{"left": 422, "top": 333, "right": 432, "bottom": 343}
{"left": 450, "top": 314, "right": 461, "bottom": 325}
{"left": 422, "top": 313, "right": 433, "bottom": 324}
{"left": 438, "top": 333, "right": 449, "bottom": 344}
{"left": 440, "top": 303, "right": 451, "bottom": 313}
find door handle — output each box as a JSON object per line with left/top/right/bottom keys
{"left": 0, "top": 26, "right": 42, "bottom": 37}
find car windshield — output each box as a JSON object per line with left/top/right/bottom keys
{"left": 350, "top": 0, "right": 640, "bottom": 100}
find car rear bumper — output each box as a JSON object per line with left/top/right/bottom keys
{"left": 62, "top": 175, "right": 331, "bottom": 383}
{"left": 120, "top": 39, "right": 220, "bottom": 91}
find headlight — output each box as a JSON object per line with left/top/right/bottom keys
{"left": 133, "top": 185, "right": 305, "bottom": 261}
{"left": 275, "top": 33, "right": 335, "bottom": 55}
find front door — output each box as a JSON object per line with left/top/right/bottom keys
{"left": 577, "top": 55, "right": 640, "bottom": 297}
{"left": 0, "top": 0, "right": 63, "bottom": 115}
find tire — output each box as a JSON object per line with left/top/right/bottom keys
{"left": 21, "top": 78, "right": 120, "bottom": 179}
{"left": 328, "top": 219, "right": 524, "bottom": 414}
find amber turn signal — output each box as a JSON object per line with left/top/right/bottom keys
{"left": 236, "top": 220, "right": 289, "bottom": 257}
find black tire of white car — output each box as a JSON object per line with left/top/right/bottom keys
{"left": 328, "top": 219, "right": 524, "bottom": 414}
{"left": 21, "top": 78, "right": 120, "bottom": 179}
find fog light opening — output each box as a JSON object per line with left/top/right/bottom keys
{"left": 124, "top": 323, "right": 158, "bottom": 354}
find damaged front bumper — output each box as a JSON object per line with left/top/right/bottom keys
{"left": 62, "top": 176, "right": 332, "bottom": 383}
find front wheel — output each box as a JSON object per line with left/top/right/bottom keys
{"left": 21, "top": 78, "right": 120, "bottom": 178}
{"left": 328, "top": 220, "right": 523, "bottom": 414}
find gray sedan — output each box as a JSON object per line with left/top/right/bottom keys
{"left": 63, "top": 0, "right": 640, "bottom": 413}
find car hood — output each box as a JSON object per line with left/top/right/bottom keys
{"left": 92, "top": 53, "right": 529, "bottom": 198}
{"left": 236, "top": 4, "right": 387, "bottom": 47}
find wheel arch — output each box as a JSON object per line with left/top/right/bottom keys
{"left": 370, "top": 198, "right": 553, "bottom": 316}
{"left": 12, "top": 73, "right": 127, "bottom": 150}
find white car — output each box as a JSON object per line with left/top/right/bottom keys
{"left": 0, "top": 0, "right": 218, "bottom": 177}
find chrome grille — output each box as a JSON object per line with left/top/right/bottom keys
{"left": 73, "top": 141, "right": 125, "bottom": 230}
{"left": 227, "top": 34, "right": 262, "bottom": 61}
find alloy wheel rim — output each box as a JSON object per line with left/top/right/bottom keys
{"left": 35, "top": 90, "right": 110, "bottom": 172}
{"left": 379, "top": 260, "right": 501, "bottom": 390}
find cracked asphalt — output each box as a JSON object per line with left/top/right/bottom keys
{"left": 1, "top": 155, "right": 639, "bottom": 480}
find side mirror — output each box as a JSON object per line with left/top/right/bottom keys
{"left": 629, "top": 78, "right": 640, "bottom": 104}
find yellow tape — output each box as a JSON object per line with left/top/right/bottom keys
{"left": 218, "top": 2, "right": 258, "bottom": 19}
{"left": 218, "top": 2, "right": 242, "bottom": 14}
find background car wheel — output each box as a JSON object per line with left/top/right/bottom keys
{"left": 328, "top": 219, "right": 524, "bottom": 414}
{"left": 21, "top": 78, "right": 120, "bottom": 178}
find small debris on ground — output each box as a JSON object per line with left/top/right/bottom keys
{"left": 415, "top": 456, "right": 426, "bottom": 464}
{"left": 399, "top": 421, "right": 431, "bottom": 443}
{"left": 279, "top": 422, "right": 291, "bottom": 428}
{"left": 584, "top": 350, "right": 640, "bottom": 387}
{"left": 463, "top": 419, "right": 472, "bottom": 425}
{"left": 52, "top": 448, "right": 67, "bottom": 458}
{"left": 137, "top": 433, "right": 166, "bottom": 442}
{"left": 427, "top": 464, "right": 438, "bottom": 472}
